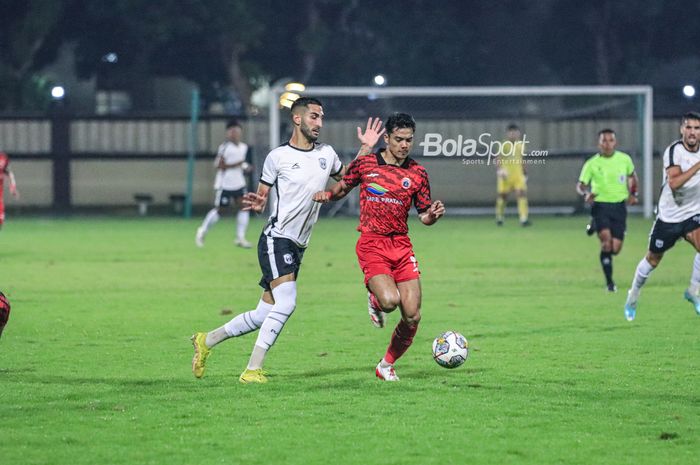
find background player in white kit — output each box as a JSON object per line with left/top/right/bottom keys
{"left": 196, "top": 120, "right": 254, "bottom": 248}
{"left": 624, "top": 111, "right": 700, "bottom": 321}
{"left": 190, "top": 97, "right": 384, "bottom": 383}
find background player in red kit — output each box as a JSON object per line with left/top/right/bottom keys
{"left": 0, "top": 151, "right": 20, "bottom": 229}
{"left": 314, "top": 113, "right": 445, "bottom": 381}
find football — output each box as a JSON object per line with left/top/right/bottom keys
{"left": 432, "top": 331, "right": 469, "bottom": 368}
{"left": 0, "top": 291, "right": 10, "bottom": 338}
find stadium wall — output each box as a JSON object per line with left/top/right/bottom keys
{"left": 0, "top": 116, "right": 679, "bottom": 210}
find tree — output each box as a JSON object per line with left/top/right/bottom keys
{"left": 0, "top": 0, "right": 66, "bottom": 111}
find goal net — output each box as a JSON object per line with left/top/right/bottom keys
{"left": 268, "top": 86, "right": 653, "bottom": 218}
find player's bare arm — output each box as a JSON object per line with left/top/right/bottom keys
{"left": 495, "top": 156, "right": 507, "bottom": 179}
{"left": 313, "top": 180, "right": 353, "bottom": 203}
{"left": 331, "top": 165, "right": 347, "bottom": 182}
{"left": 8, "top": 170, "right": 18, "bottom": 198}
{"left": 242, "top": 184, "right": 270, "bottom": 213}
{"left": 419, "top": 200, "right": 445, "bottom": 226}
{"left": 666, "top": 162, "right": 700, "bottom": 191}
{"left": 217, "top": 158, "right": 247, "bottom": 170}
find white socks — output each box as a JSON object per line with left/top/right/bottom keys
{"left": 200, "top": 208, "right": 249, "bottom": 242}
{"left": 200, "top": 208, "right": 220, "bottom": 234}
{"left": 689, "top": 253, "right": 700, "bottom": 295}
{"left": 628, "top": 257, "right": 655, "bottom": 303}
{"left": 248, "top": 281, "right": 297, "bottom": 369}
{"left": 204, "top": 299, "right": 274, "bottom": 348}
{"left": 236, "top": 210, "right": 249, "bottom": 241}
{"left": 223, "top": 299, "right": 273, "bottom": 337}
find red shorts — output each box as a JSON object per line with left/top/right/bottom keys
{"left": 356, "top": 233, "right": 420, "bottom": 286}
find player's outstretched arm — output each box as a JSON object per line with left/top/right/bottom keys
{"left": 242, "top": 184, "right": 270, "bottom": 213}
{"left": 313, "top": 180, "right": 353, "bottom": 203}
{"left": 355, "top": 117, "right": 385, "bottom": 158}
{"left": 667, "top": 162, "right": 700, "bottom": 191}
{"left": 419, "top": 200, "right": 445, "bottom": 226}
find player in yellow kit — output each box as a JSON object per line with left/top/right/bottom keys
{"left": 495, "top": 124, "right": 530, "bottom": 226}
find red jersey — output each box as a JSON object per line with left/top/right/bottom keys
{"left": 343, "top": 152, "right": 432, "bottom": 235}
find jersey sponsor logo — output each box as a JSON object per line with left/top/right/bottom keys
{"left": 367, "top": 196, "right": 403, "bottom": 205}
{"left": 366, "top": 182, "right": 388, "bottom": 196}
{"left": 283, "top": 253, "right": 294, "bottom": 265}
{"left": 291, "top": 163, "right": 301, "bottom": 169}
{"left": 655, "top": 239, "right": 664, "bottom": 249}
{"left": 401, "top": 177, "right": 411, "bottom": 189}
{"left": 319, "top": 158, "right": 327, "bottom": 170}
{"left": 367, "top": 173, "right": 379, "bottom": 178}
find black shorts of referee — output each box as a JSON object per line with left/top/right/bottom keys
{"left": 591, "top": 201, "right": 627, "bottom": 240}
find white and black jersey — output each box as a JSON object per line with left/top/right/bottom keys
{"left": 260, "top": 142, "right": 343, "bottom": 247}
{"left": 214, "top": 141, "right": 248, "bottom": 191}
{"left": 658, "top": 140, "right": 700, "bottom": 223}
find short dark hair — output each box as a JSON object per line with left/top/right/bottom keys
{"left": 385, "top": 112, "right": 416, "bottom": 134}
{"left": 226, "top": 119, "right": 241, "bottom": 129}
{"left": 598, "top": 128, "right": 615, "bottom": 137}
{"left": 291, "top": 97, "right": 323, "bottom": 113}
{"left": 682, "top": 111, "right": 700, "bottom": 124}
{"left": 507, "top": 123, "right": 520, "bottom": 131}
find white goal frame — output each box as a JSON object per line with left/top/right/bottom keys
{"left": 269, "top": 86, "right": 654, "bottom": 218}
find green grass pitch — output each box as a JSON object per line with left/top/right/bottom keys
{"left": 1, "top": 216, "right": 698, "bottom": 465}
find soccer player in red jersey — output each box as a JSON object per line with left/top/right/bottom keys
{"left": 314, "top": 113, "right": 445, "bottom": 381}
{"left": 0, "top": 151, "right": 20, "bottom": 229}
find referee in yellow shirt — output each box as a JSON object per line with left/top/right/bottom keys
{"left": 576, "top": 129, "right": 639, "bottom": 292}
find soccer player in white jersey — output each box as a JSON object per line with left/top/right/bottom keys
{"left": 624, "top": 111, "right": 700, "bottom": 321}
{"left": 195, "top": 120, "right": 254, "bottom": 248}
{"left": 190, "top": 97, "right": 384, "bottom": 383}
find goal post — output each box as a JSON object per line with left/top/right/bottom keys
{"left": 269, "top": 85, "right": 654, "bottom": 218}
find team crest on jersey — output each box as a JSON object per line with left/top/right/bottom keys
{"left": 655, "top": 239, "right": 664, "bottom": 249}
{"left": 401, "top": 177, "right": 411, "bottom": 189}
{"left": 319, "top": 158, "right": 327, "bottom": 170}
{"left": 283, "top": 253, "right": 294, "bottom": 265}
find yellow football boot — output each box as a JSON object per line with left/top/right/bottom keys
{"left": 190, "top": 332, "right": 211, "bottom": 378}
{"left": 239, "top": 368, "right": 268, "bottom": 384}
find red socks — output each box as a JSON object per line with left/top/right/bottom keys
{"left": 383, "top": 319, "right": 418, "bottom": 365}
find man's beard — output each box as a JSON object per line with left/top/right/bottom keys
{"left": 301, "top": 123, "right": 318, "bottom": 142}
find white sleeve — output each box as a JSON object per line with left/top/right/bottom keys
{"left": 260, "top": 152, "right": 278, "bottom": 186}
{"left": 663, "top": 146, "right": 674, "bottom": 169}
{"left": 214, "top": 143, "right": 226, "bottom": 166}
{"left": 330, "top": 148, "right": 343, "bottom": 176}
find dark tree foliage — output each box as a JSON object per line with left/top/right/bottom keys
{"left": 1, "top": 0, "right": 700, "bottom": 112}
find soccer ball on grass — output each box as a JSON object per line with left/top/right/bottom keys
{"left": 432, "top": 331, "right": 468, "bottom": 368}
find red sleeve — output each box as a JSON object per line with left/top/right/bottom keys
{"left": 342, "top": 157, "right": 364, "bottom": 189}
{"left": 413, "top": 168, "right": 432, "bottom": 213}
